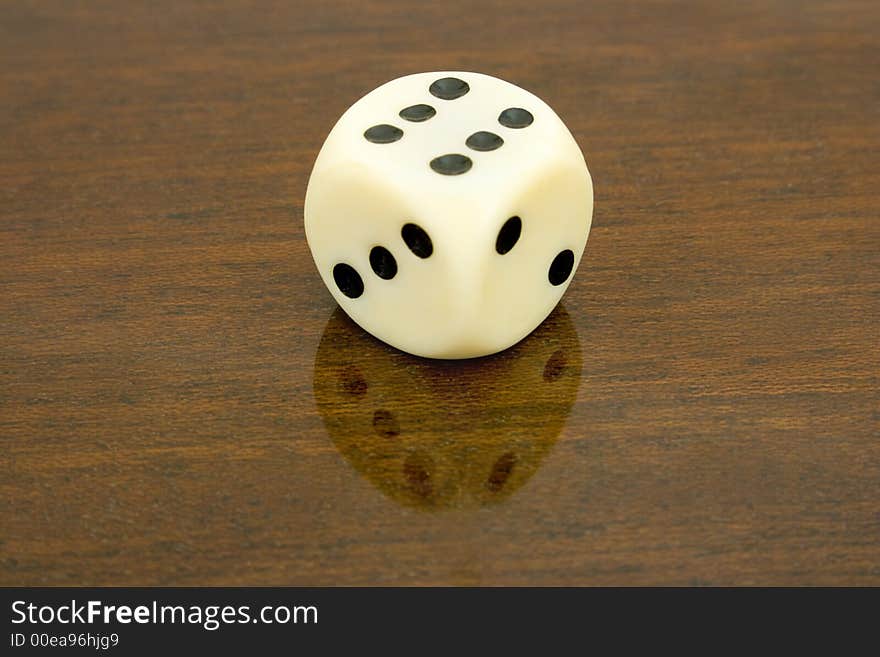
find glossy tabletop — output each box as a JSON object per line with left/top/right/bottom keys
{"left": 1, "top": 0, "right": 878, "bottom": 585}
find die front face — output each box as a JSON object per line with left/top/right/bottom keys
{"left": 305, "top": 71, "right": 593, "bottom": 359}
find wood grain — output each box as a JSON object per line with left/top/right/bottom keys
{"left": 1, "top": 0, "right": 878, "bottom": 585}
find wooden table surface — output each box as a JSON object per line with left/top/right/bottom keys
{"left": 2, "top": 0, "right": 878, "bottom": 586}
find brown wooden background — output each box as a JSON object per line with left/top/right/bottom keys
{"left": 1, "top": 0, "right": 878, "bottom": 585}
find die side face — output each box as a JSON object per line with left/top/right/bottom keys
{"left": 305, "top": 165, "right": 471, "bottom": 357}
{"left": 305, "top": 71, "right": 593, "bottom": 359}
{"left": 461, "top": 164, "right": 593, "bottom": 356}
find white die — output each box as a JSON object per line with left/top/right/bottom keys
{"left": 304, "top": 71, "right": 593, "bottom": 359}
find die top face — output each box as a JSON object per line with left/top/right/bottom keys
{"left": 311, "top": 71, "right": 586, "bottom": 221}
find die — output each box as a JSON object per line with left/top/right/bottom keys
{"left": 304, "top": 71, "right": 593, "bottom": 359}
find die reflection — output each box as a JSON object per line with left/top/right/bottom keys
{"left": 313, "top": 305, "right": 581, "bottom": 511}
